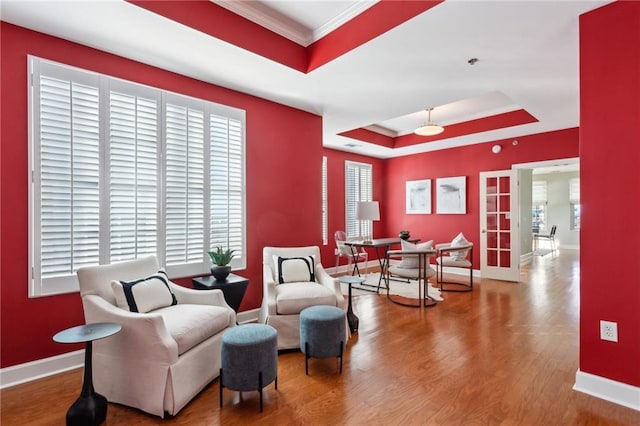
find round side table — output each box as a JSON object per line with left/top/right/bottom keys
{"left": 339, "top": 276, "right": 364, "bottom": 333}
{"left": 53, "top": 322, "right": 121, "bottom": 426}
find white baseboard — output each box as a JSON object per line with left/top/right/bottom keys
{"left": 1, "top": 309, "right": 263, "bottom": 390}
{"left": 574, "top": 369, "right": 640, "bottom": 411}
{"left": 520, "top": 251, "right": 533, "bottom": 264}
{"left": 237, "top": 307, "right": 260, "bottom": 324}
{"left": 0, "top": 349, "right": 84, "bottom": 389}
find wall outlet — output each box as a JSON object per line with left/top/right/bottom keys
{"left": 600, "top": 320, "right": 618, "bottom": 342}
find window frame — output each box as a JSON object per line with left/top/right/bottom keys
{"left": 344, "top": 160, "right": 373, "bottom": 239}
{"left": 28, "top": 56, "right": 246, "bottom": 297}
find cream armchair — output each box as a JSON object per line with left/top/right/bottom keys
{"left": 77, "top": 256, "right": 236, "bottom": 418}
{"left": 259, "top": 246, "right": 345, "bottom": 349}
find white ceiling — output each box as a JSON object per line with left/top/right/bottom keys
{"left": 1, "top": 0, "right": 611, "bottom": 159}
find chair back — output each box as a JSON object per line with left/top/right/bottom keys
{"left": 334, "top": 230, "right": 352, "bottom": 256}
{"left": 77, "top": 256, "right": 160, "bottom": 305}
{"left": 263, "top": 246, "right": 322, "bottom": 280}
{"left": 549, "top": 225, "right": 557, "bottom": 236}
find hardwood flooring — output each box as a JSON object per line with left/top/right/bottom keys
{"left": 2, "top": 250, "right": 639, "bottom": 425}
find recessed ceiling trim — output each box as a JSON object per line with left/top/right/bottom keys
{"left": 312, "top": 1, "right": 379, "bottom": 43}
{"left": 212, "top": 0, "right": 311, "bottom": 46}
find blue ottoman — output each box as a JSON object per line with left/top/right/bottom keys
{"left": 300, "top": 305, "right": 346, "bottom": 375}
{"left": 220, "top": 324, "right": 278, "bottom": 412}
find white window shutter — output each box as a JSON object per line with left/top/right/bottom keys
{"left": 532, "top": 180, "right": 548, "bottom": 204}
{"left": 345, "top": 161, "right": 373, "bottom": 238}
{"left": 569, "top": 178, "right": 580, "bottom": 203}
{"left": 38, "top": 76, "right": 100, "bottom": 280}
{"left": 165, "top": 103, "right": 205, "bottom": 266}
{"left": 109, "top": 91, "right": 158, "bottom": 262}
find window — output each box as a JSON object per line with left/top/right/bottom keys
{"left": 569, "top": 177, "right": 580, "bottom": 230}
{"left": 322, "top": 156, "right": 328, "bottom": 245}
{"left": 532, "top": 180, "right": 547, "bottom": 233}
{"left": 345, "top": 161, "right": 372, "bottom": 238}
{"left": 29, "top": 57, "right": 245, "bottom": 296}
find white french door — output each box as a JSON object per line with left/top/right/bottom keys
{"left": 479, "top": 170, "right": 520, "bottom": 282}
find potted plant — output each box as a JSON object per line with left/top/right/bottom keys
{"left": 399, "top": 230, "right": 411, "bottom": 240}
{"left": 207, "top": 247, "right": 236, "bottom": 282}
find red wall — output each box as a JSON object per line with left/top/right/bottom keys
{"left": 0, "top": 23, "right": 322, "bottom": 367}
{"left": 383, "top": 129, "right": 579, "bottom": 266}
{"left": 579, "top": 1, "right": 640, "bottom": 387}
{"left": 321, "top": 148, "right": 387, "bottom": 264}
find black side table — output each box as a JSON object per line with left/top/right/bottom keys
{"left": 53, "top": 322, "right": 121, "bottom": 426}
{"left": 193, "top": 273, "right": 249, "bottom": 313}
{"left": 339, "top": 276, "right": 364, "bottom": 333}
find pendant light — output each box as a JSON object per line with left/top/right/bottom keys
{"left": 414, "top": 107, "right": 444, "bottom": 136}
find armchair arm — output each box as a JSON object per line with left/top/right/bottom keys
{"left": 436, "top": 243, "right": 473, "bottom": 255}
{"left": 315, "top": 264, "right": 344, "bottom": 309}
{"left": 82, "top": 295, "right": 179, "bottom": 364}
{"left": 169, "top": 282, "right": 231, "bottom": 309}
{"left": 262, "top": 265, "right": 278, "bottom": 316}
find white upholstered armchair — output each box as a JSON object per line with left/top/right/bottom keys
{"left": 77, "top": 256, "right": 236, "bottom": 418}
{"left": 259, "top": 246, "right": 345, "bottom": 349}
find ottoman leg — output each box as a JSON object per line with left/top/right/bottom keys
{"left": 305, "top": 341, "right": 310, "bottom": 375}
{"left": 258, "top": 371, "right": 263, "bottom": 413}
{"left": 219, "top": 368, "right": 223, "bottom": 407}
{"left": 339, "top": 341, "right": 344, "bottom": 374}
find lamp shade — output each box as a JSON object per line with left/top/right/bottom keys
{"left": 414, "top": 123, "right": 444, "bottom": 136}
{"left": 356, "top": 201, "right": 380, "bottom": 221}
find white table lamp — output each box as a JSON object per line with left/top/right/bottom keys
{"left": 356, "top": 201, "right": 380, "bottom": 244}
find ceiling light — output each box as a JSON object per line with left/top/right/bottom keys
{"left": 414, "top": 108, "right": 444, "bottom": 136}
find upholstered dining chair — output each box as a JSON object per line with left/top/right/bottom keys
{"left": 334, "top": 230, "right": 369, "bottom": 276}
{"left": 385, "top": 240, "right": 438, "bottom": 308}
{"left": 435, "top": 242, "right": 474, "bottom": 292}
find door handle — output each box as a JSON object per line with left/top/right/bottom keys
{"left": 481, "top": 229, "right": 487, "bottom": 233}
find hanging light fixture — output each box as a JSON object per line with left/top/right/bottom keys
{"left": 414, "top": 107, "right": 444, "bottom": 136}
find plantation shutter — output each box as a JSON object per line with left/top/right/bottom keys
{"left": 109, "top": 91, "right": 159, "bottom": 262}
{"left": 37, "top": 73, "right": 100, "bottom": 288}
{"left": 322, "top": 156, "right": 328, "bottom": 245}
{"left": 165, "top": 102, "right": 205, "bottom": 266}
{"left": 345, "top": 161, "right": 372, "bottom": 238}
{"left": 210, "top": 114, "right": 244, "bottom": 264}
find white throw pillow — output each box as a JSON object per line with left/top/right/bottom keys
{"left": 450, "top": 232, "right": 470, "bottom": 261}
{"left": 399, "top": 239, "right": 434, "bottom": 268}
{"left": 111, "top": 269, "right": 177, "bottom": 313}
{"left": 273, "top": 255, "right": 316, "bottom": 284}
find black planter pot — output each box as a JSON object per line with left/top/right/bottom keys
{"left": 211, "top": 265, "right": 231, "bottom": 282}
{"left": 400, "top": 234, "right": 410, "bottom": 240}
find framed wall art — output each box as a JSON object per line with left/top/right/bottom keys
{"left": 436, "top": 176, "right": 466, "bottom": 214}
{"left": 406, "top": 179, "right": 431, "bottom": 214}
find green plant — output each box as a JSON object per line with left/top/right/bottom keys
{"left": 207, "top": 247, "right": 236, "bottom": 266}
{"left": 399, "top": 230, "right": 410, "bottom": 236}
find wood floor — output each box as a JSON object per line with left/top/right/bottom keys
{"left": 2, "top": 250, "right": 640, "bottom": 425}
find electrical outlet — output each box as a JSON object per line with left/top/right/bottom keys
{"left": 600, "top": 320, "right": 618, "bottom": 342}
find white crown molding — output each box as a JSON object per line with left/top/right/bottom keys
{"left": 211, "top": 1, "right": 377, "bottom": 47}
{"left": 312, "top": 1, "right": 377, "bottom": 43}
{"left": 574, "top": 370, "right": 640, "bottom": 411}
{"left": 212, "top": 0, "right": 312, "bottom": 46}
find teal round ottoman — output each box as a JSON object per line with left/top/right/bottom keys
{"left": 220, "top": 324, "right": 278, "bottom": 412}
{"left": 299, "top": 305, "right": 346, "bottom": 375}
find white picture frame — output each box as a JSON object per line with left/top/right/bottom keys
{"left": 406, "top": 179, "right": 431, "bottom": 214}
{"left": 436, "top": 176, "right": 466, "bottom": 214}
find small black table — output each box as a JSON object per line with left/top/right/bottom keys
{"left": 339, "top": 276, "right": 363, "bottom": 333}
{"left": 53, "top": 322, "right": 121, "bottom": 426}
{"left": 192, "top": 273, "right": 248, "bottom": 313}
